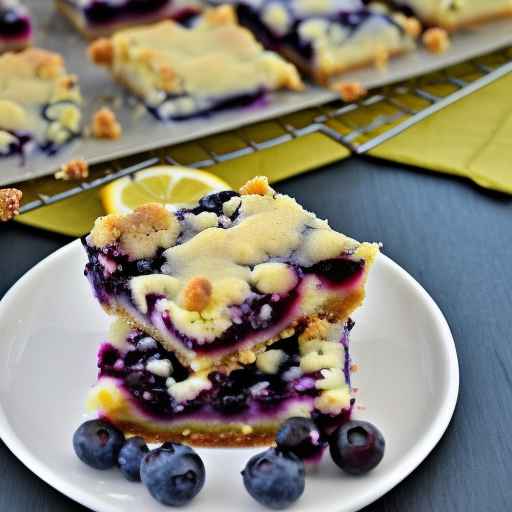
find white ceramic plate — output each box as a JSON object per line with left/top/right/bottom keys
{"left": 0, "top": 240, "right": 458, "bottom": 512}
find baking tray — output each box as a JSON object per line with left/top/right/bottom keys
{"left": 1, "top": 0, "right": 512, "bottom": 186}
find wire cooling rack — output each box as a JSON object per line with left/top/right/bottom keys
{"left": 18, "top": 46, "right": 512, "bottom": 215}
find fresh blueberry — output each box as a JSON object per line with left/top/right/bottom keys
{"left": 118, "top": 436, "right": 149, "bottom": 481}
{"left": 198, "top": 190, "right": 239, "bottom": 214}
{"left": 136, "top": 259, "right": 154, "bottom": 275}
{"left": 329, "top": 420, "right": 385, "bottom": 475}
{"left": 73, "top": 419, "right": 125, "bottom": 470}
{"left": 141, "top": 445, "right": 205, "bottom": 506}
{"left": 276, "top": 417, "right": 325, "bottom": 460}
{"left": 242, "top": 448, "right": 305, "bottom": 509}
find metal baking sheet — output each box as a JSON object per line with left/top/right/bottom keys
{"left": 1, "top": 0, "right": 512, "bottom": 186}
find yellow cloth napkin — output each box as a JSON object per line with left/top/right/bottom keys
{"left": 15, "top": 73, "right": 512, "bottom": 236}
{"left": 370, "top": 73, "right": 512, "bottom": 194}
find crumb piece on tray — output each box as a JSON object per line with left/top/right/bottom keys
{"left": 422, "top": 27, "right": 450, "bottom": 54}
{"left": 332, "top": 81, "right": 368, "bottom": 103}
{"left": 91, "top": 107, "right": 122, "bottom": 140}
{"left": 0, "top": 188, "right": 22, "bottom": 221}
{"left": 88, "top": 38, "right": 114, "bottom": 66}
{"left": 393, "top": 13, "right": 422, "bottom": 39}
{"left": 55, "top": 158, "right": 89, "bottom": 180}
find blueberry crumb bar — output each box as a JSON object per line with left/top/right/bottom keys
{"left": 0, "top": 0, "right": 31, "bottom": 53}
{"left": 55, "top": 0, "right": 203, "bottom": 39}
{"left": 0, "top": 48, "right": 82, "bottom": 158}
{"left": 83, "top": 176, "right": 379, "bottom": 372}
{"left": 226, "top": 0, "right": 418, "bottom": 84}
{"left": 88, "top": 317, "right": 355, "bottom": 446}
{"left": 87, "top": 5, "right": 304, "bottom": 121}
{"left": 392, "top": 0, "right": 512, "bottom": 31}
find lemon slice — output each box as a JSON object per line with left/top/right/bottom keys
{"left": 100, "top": 165, "right": 231, "bottom": 214}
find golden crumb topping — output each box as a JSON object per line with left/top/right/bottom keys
{"left": 0, "top": 188, "right": 22, "bottom": 222}
{"left": 239, "top": 176, "right": 273, "bottom": 196}
{"left": 90, "top": 203, "right": 180, "bottom": 259}
{"left": 55, "top": 158, "right": 89, "bottom": 181}
{"left": 88, "top": 38, "right": 114, "bottom": 66}
{"left": 182, "top": 276, "right": 213, "bottom": 312}
{"left": 423, "top": 27, "right": 450, "bottom": 54}
{"left": 333, "top": 81, "right": 367, "bottom": 102}
{"left": 91, "top": 107, "right": 122, "bottom": 140}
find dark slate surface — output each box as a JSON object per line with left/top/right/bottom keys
{"left": 1, "top": 156, "right": 511, "bottom": 511}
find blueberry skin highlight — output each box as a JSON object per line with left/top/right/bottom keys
{"left": 72, "top": 419, "right": 125, "bottom": 470}
{"left": 141, "top": 445, "right": 206, "bottom": 506}
{"left": 275, "top": 417, "right": 324, "bottom": 460}
{"left": 242, "top": 448, "right": 305, "bottom": 510}
{"left": 118, "top": 436, "right": 149, "bottom": 481}
{"left": 329, "top": 420, "right": 385, "bottom": 475}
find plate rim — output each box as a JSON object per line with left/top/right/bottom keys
{"left": 0, "top": 239, "right": 459, "bottom": 512}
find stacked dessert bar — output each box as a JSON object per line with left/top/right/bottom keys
{"left": 82, "top": 177, "right": 379, "bottom": 446}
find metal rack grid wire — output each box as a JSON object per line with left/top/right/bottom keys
{"left": 18, "top": 46, "right": 512, "bottom": 215}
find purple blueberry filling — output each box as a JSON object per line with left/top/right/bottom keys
{"left": 0, "top": 130, "right": 33, "bottom": 160}
{"left": 0, "top": 5, "right": 31, "bottom": 41}
{"left": 97, "top": 325, "right": 353, "bottom": 431}
{"left": 146, "top": 88, "right": 268, "bottom": 122}
{"left": 234, "top": 2, "right": 404, "bottom": 65}
{"left": 161, "top": 288, "right": 299, "bottom": 354}
{"left": 1, "top": 100, "right": 81, "bottom": 159}
{"left": 65, "top": 0, "right": 198, "bottom": 26}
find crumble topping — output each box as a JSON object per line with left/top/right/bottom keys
{"left": 314, "top": 386, "right": 351, "bottom": 415}
{"left": 107, "top": 319, "right": 132, "bottom": 349}
{"left": 90, "top": 203, "right": 180, "bottom": 259}
{"left": 182, "top": 276, "right": 213, "bottom": 312}
{"left": 423, "top": 27, "right": 450, "bottom": 54}
{"left": 91, "top": 107, "right": 122, "bottom": 140}
{"left": 315, "top": 368, "right": 345, "bottom": 390}
{"left": 393, "top": 13, "right": 422, "bottom": 38}
{"left": 0, "top": 187, "right": 22, "bottom": 221}
{"left": 299, "top": 318, "right": 330, "bottom": 342}
{"left": 333, "top": 81, "right": 367, "bottom": 102}
{"left": 130, "top": 274, "right": 180, "bottom": 314}
{"left": 256, "top": 349, "right": 288, "bottom": 374}
{"left": 239, "top": 350, "right": 257, "bottom": 365}
{"left": 167, "top": 374, "right": 212, "bottom": 402}
{"left": 88, "top": 38, "right": 114, "bottom": 66}
{"left": 299, "top": 340, "right": 344, "bottom": 373}
{"left": 250, "top": 262, "right": 298, "bottom": 295}
{"left": 146, "top": 358, "right": 173, "bottom": 377}
{"left": 239, "top": 175, "right": 272, "bottom": 196}
{"left": 54, "top": 158, "right": 89, "bottom": 180}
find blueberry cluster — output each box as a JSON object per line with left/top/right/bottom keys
{"left": 242, "top": 417, "right": 385, "bottom": 509}
{"left": 73, "top": 415, "right": 384, "bottom": 509}
{"left": 72, "top": 419, "right": 205, "bottom": 506}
